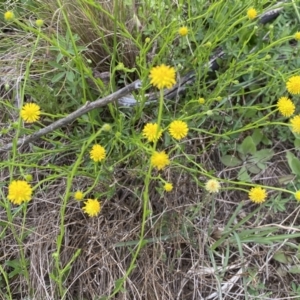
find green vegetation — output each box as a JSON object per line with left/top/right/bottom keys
{"left": 1, "top": 0, "right": 300, "bottom": 299}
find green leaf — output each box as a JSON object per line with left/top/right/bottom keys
{"left": 252, "top": 129, "right": 263, "bottom": 145}
{"left": 240, "top": 136, "right": 256, "bottom": 155}
{"left": 66, "top": 70, "right": 75, "bottom": 83}
{"left": 246, "top": 164, "right": 261, "bottom": 174}
{"left": 286, "top": 151, "right": 300, "bottom": 176}
{"left": 288, "top": 265, "right": 300, "bottom": 274}
{"left": 251, "top": 149, "right": 274, "bottom": 163}
{"left": 238, "top": 166, "right": 251, "bottom": 182}
{"left": 51, "top": 72, "right": 66, "bottom": 83}
{"left": 273, "top": 251, "right": 291, "bottom": 264}
{"left": 294, "top": 138, "right": 300, "bottom": 150}
{"left": 278, "top": 174, "right": 295, "bottom": 185}
{"left": 220, "top": 155, "right": 242, "bottom": 167}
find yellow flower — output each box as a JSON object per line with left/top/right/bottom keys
{"left": 169, "top": 120, "right": 188, "bottom": 140}
{"left": 198, "top": 97, "right": 205, "bottom": 104}
{"left": 82, "top": 198, "right": 101, "bottom": 217}
{"left": 142, "top": 123, "right": 162, "bottom": 142}
{"left": 178, "top": 26, "right": 188, "bottom": 36}
{"left": 277, "top": 96, "right": 295, "bottom": 117}
{"left": 290, "top": 115, "right": 300, "bottom": 134}
{"left": 20, "top": 103, "right": 41, "bottom": 123}
{"left": 205, "top": 179, "right": 221, "bottom": 193}
{"left": 149, "top": 64, "right": 176, "bottom": 90}
{"left": 145, "top": 37, "right": 150, "bottom": 43}
{"left": 164, "top": 183, "right": 173, "bottom": 192}
{"left": 35, "top": 19, "right": 44, "bottom": 27}
{"left": 294, "top": 32, "right": 300, "bottom": 41}
{"left": 248, "top": 187, "right": 267, "bottom": 204}
{"left": 151, "top": 151, "right": 170, "bottom": 170}
{"left": 7, "top": 180, "right": 33, "bottom": 205}
{"left": 90, "top": 144, "right": 106, "bottom": 162}
{"left": 295, "top": 191, "right": 300, "bottom": 201}
{"left": 74, "top": 190, "right": 84, "bottom": 201}
{"left": 247, "top": 8, "right": 257, "bottom": 20}
{"left": 286, "top": 76, "right": 300, "bottom": 95}
{"left": 4, "top": 11, "right": 14, "bottom": 21}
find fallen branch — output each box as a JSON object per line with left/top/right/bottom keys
{"left": 0, "top": 80, "right": 141, "bottom": 153}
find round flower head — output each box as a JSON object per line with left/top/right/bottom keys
{"left": 82, "top": 198, "right": 101, "bottom": 217}
{"left": 90, "top": 144, "right": 106, "bottom": 162}
{"left": 178, "top": 26, "right": 188, "bottom": 36}
{"left": 4, "top": 11, "right": 14, "bottom": 21}
{"left": 198, "top": 97, "right": 205, "bottom": 104}
{"left": 149, "top": 64, "right": 176, "bottom": 90}
{"left": 102, "top": 123, "right": 112, "bottom": 132}
{"left": 248, "top": 187, "right": 267, "bottom": 204}
{"left": 205, "top": 179, "right": 221, "bottom": 193}
{"left": 247, "top": 8, "right": 257, "bottom": 20}
{"left": 74, "top": 190, "right": 84, "bottom": 201}
{"left": 169, "top": 120, "right": 188, "bottom": 140}
{"left": 277, "top": 97, "right": 295, "bottom": 117}
{"left": 294, "top": 32, "right": 300, "bottom": 41}
{"left": 286, "top": 76, "right": 300, "bottom": 95}
{"left": 35, "top": 19, "right": 44, "bottom": 27}
{"left": 151, "top": 151, "right": 170, "bottom": 170}
{"left": 20, "top": 103, "right": 41, "bottom": 123}
{"left": 290, "top": 115, "right": 300, "bottom": 134}
{"left": 7, "top": 180, "right": 33, "bottom": 205}
{"left": 295, "top": 191, "right": 300, "bottom": 202}
{"left": 142, "top": 123, "right": 162, "bottom": 142}
{"left": 164, "top": 183, "right": 173, "bottom": 192}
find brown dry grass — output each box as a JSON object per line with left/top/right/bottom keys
{"left": 1, "top": 1, "right": 300, "bottom": 300}
{"left": 2, "top": 142, "right": 300, "bottom": 299}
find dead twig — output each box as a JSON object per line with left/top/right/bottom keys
{"left": 0, "top": 80, "right": 141, "bottom": 153}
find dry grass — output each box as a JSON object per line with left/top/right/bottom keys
{"left": 1, "top": 1, "right": 300, "bottom": 299}
{"left": 2, "top": 143, "right": 300, "bottom": 299}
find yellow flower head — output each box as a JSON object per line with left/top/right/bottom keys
{"left": 82, "top": 198, "right": 101, "bottom": 217}
{"left": 90, "top": 144, "right": 106, "bottom": 162}
{"left": 7, "top": 180, "right": 33, "bottom": 205}
{"left": 290, "top": 115, "right": 300, "bottom": 134}
{"left": 145, "top": 37, "right": 150, "bottom": 43}
{"left": 198, "top": 97, "right": 205, "bottom": 104}
{"left": 295, "top": 191, "right": 300, "bottom": 202}
{"left": 277, "top": 97, "right": 295, "bottom": 117}
{"left": 142, "top": 123, "right": 162, "bottom": 142}
{"left": 151, "top": 151, "right": 170, "bottom": 170}
{"left": 247, "top": 8, "right": 257, "bottom": 20}
{"left": 164, "top": 182, "right": 173, "bottom": 192}
{"left": 294, "top": 32, "right": 300, "bottom": 41}
{"left": 20, "top": 103, "right": 41, "bottom": 123}
{"left": 169, "top": 120, "right": 188, "bottom": 140}
{"left": 35, "top": 19, "right": 44, "bottom": 27}
{"left": 286, "top": 76, "right": 300, "bottom": 95}
{"left": 248, "top": 187, "right": 267, "bottom": 204}
{"left": 178, "top": 26, "right": 188, "bottom": 36}
{"left": 205, "top": 179, "right": 221, "bottom": 193}
{"left": 149, "top": 64, "right": 176, "bottom": 90}
{"left": 4, "top": 11, "right": 14, "bottom": 21}
{"left": 74, "top": 190, "right": 84, "bottom": 201}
